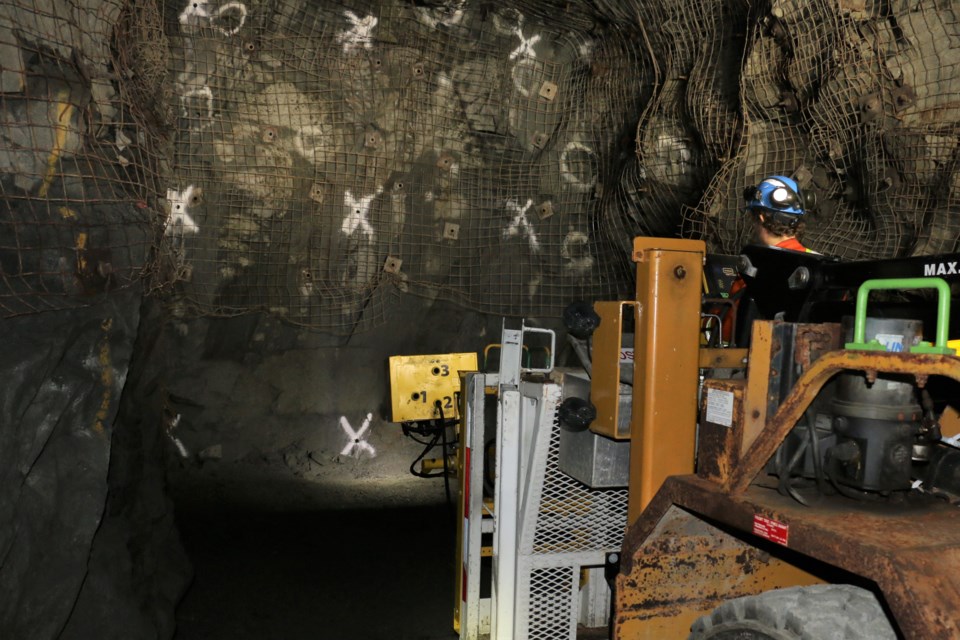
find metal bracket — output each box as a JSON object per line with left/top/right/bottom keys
{"left": 498, "top": 320, "right": 556, "bottom": 388}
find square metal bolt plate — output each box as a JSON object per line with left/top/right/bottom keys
{"left": 443, "top": 222, "right": 460, "bottom": 240}
{"left": 538, "top": 200, "right": 554, "bottom": 220}
{"left": 539, "top": 81, "right": 558, "bottom": 101}
{"left": 261, "top": 126, "right": 279, "bottom": 144}
{"left": 309, "top": 183, "right": 324, "bottom": 203}
{"left": 364, "top": 129, "right": 382, "bottom": 149}
{"left": 187, "top": 186, "right": 203, "bottom": 206}
{"left": 436, "top": 153, "right": 454, "bottom": 171}
{"left": 383, "top": 256, "right": 403, "bottom": 274}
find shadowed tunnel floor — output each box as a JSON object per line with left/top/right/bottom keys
{"left": 174, "top": 504, "right": 461, "bottom": 640}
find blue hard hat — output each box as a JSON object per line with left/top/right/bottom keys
{"left": 744, "top": 175, "right": 807, "bottom": 216}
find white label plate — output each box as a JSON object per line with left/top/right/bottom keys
{"left": 705, "top": 388, "right": 734, "bottom": 427}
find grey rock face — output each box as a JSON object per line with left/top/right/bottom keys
{"left": 0, "top": 290, "right": 188, "bottom": 640}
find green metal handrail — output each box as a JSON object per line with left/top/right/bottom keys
{"left": 845, "top": 277, "right": 953, "bottom": 355}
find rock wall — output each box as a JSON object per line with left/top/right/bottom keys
{"left": 4, "top": 0, "right": 960, "bottom": 638}
{"left": 0, "top": 1, "right": 162, "bottom": 318}
{"left": 162, "top": 295, "right": 510, "bottom": 511}
{"left": 155, "top": 0, "right": 653, "bottom": 333}
{"left": 0, "top": 2, "right": 187, "bottom": 639}
{"left": 58, "top": 298, "right": 191, "bottom": 640}
{"left": 0, "top": 290, "right": 189, "bottom": 640}
{"left": 155, "top": 0, "right": 960, "bottom": 332}
{"left": 4, "top": 0, "right": 960, "bottom": 325}
{"left": 685, "top": 1, "right": 960, "bottom": 258}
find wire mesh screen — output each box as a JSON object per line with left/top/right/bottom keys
{"left": 527, "top": 566, "right": 576, "bottom": 640}
{"left": 6, "top": 1, "right": 959, "bottom": 325}
{"left": 532, "top": 411, "right": 628, "bottom": 554}
{"left": 683, "top": 1, "right": 960, "bottom": 259}
{"left": 517, "top": 383, "right": 622, "bottom": 640}
{"left": 602, "top": 0, "right": 750, "bottom": 255}
{"left": 152, "top": 0, "right": 651, "bottom": 331}
{"left": 0, "top": 1, "right": 162, "bottom": 317}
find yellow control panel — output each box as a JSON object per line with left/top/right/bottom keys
{"left": 389, "top": 353, "right": 478, "bottom": 422}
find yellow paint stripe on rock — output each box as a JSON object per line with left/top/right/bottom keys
{"left": 76, "top": 232, "right": 88, "bottom": 273}
{"left": 38, "top": 91, "right": 76, "bottom": 198}
{"left": 93, "top": 318, "right": 114, "bottom": 437}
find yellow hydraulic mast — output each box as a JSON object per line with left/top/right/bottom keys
{"left": 627, "top": 237, "right": 705, "bottom": 522}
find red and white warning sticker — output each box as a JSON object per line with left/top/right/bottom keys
{"left": 752, "top": 514, "right": 789, "bottom": 546}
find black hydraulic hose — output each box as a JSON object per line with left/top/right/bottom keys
{"left": 409, "top": 429, "right": 443, "bottom": 478}
{"left": 823, "top": 445, "right": 886, "bottom": 503}
{"left": 779, "top": 433, "right": 810, "bottom": 505}
{"left": 827, "top": 464, "right": 886, "bottom": 502}
{"left": 405, "top": 402, "right": 459, "bottom": 508}
{"left": 804, "top": 413, "right": 832, "bottom": 496}
{"left": 404, "top": 427, "right": 441, "bottom": 446}
{"left": 774, "top": 438, "right": 786, "bottom": 489}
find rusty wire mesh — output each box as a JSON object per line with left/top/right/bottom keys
{"left": 684, "top": 0, "right": 960, "bottom": 259}
{"left": 599, "top": 0, "right": 750, "bottom": 261}
{"left": 149, "top": 0, "right": 654, "bottom": 331}
{"left": 0, "top": 1, "right": 162, "bottom": 318}
{"left": 4, "top": 0, "right": 960, "bottom": 328}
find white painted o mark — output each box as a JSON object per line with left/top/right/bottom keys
{"left": 560, "top": 141, "right": 597, "bottom": 192}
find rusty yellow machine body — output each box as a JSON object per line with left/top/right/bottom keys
{"left": 596, "top": 238, "right": 960, "bottom": 639}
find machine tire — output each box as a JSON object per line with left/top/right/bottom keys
{"left": 688, "top": 584, "right": 897, "bottom": 640}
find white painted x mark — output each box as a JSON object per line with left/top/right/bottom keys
{"left": 337, "top": 10, "right": 378, "bottom": 53}
{"left": 165, "top": 186, "right": 201, "bottom": 236}
{"left": 341, "top": 187, "right": 382, "bottom": 241}
{"left": 340, "top": 413, "right": 376, "bottom": 458}
{"left": 509, "top": 26, "right": 541, "bottom": 60}
{"left": 502, "top": 198, "right": 541, "bottom": 253}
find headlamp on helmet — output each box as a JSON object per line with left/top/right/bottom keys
{"left": 743, "top": 175, "right": 815, "bottom": 228}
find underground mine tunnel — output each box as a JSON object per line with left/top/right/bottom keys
{"left": 3, "top": 0, "right": 960, "bottom": 638}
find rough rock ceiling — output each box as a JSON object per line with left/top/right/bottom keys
{"left": 2, "top": 0, "right": 959, "bottom": 331}
{"left": 156, "top": 0, "right": 648, "bottom": 331}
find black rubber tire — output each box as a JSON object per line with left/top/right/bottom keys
{"left": 688, "top": 584, "right": 898, "bottom": 640}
